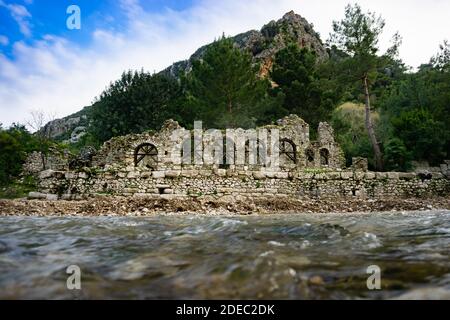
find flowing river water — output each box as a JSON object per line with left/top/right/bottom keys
{"left": 0, "top": 210, "right": 449, "bottom": 299}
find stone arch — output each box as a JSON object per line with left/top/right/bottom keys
{"left": 134, "top": 143, "right": 158, "bottom": 169}
{"left": 320, "top": 148, "right": 330, "bottom": 166}
{"left": 279, "top": 138, "right": 297, "bottom": 164}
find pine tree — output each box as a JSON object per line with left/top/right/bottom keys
{"left": 183, "top": 36, "right": 272, "bottom": 128}
{"left": 270, "top": 44, "right": 334, "bottom": 129}
{"left": 329, "top": 4, "right": 386, "bottom": 170}
{"left": 90, "top": 71, "right": 182, "bottom": 142}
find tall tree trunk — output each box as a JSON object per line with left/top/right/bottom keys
{"left": 363, "top": 76, "right": 383, "bottom": 171}
{"left": 40, "top": 140, "right": 47, "bottom": 170}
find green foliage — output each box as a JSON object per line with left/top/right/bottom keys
{"left": 329, "top": 3, "right": 385, "bottom": 82}
{"left": 379, "top": 62, "right": 450, "bottom": 165}
{"left": 0, "top": 125, "right": 39, "bottom": 186}
{"left": 89, "top": 70, "right": 182, "bottom": 142}
{"left": 331, "top": 103, "right": 378, "bottom": 168}
{"left": 0, "top": 130, "right": 23, "bottom": 186}
{"left": 430, "top": 40, "right": 450, "bottom": 71}
{"left": 0, "top": 175, "right": 37, "bottom": 199}
{"left": 391, "top": 109, "right": 447, "bottom": 165}
{"left": 383, "top": 138, "right": 412, "bottom": 172}
{"left": 270, "top": 44, "right": 335, "bottom": 129}
{"left": 182, "top": 36, "right": 276, "bottom": 128}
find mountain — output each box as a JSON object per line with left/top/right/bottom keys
{"left": 161, "top": 11, "right": 328, "bottom": 79}
{"left": 42, "top": 11, "right": 328, "bottom": 142}
{"left": 39, "top": 106, "right": 90, "bottom": 142}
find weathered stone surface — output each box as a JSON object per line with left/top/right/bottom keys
{"left": 127, "top": 172, "right": 140, "bottom": 179}
{"left": 200, "top": 170, "right": 213, "bottom": 177}
{"left": 315, "top": 173, "right": 328, "bottom": 180}
{"left": 433, "top": 173, "right": 444, "bottom": 179}
{"left": 23, "top": 149, "right": 70, "bottom": 175}
{"left": 28, "top": 192, "right": 47, "bottom": 200}
{"left": 365, "top": 172, "right": 376, "bottom": 180}
{"left": 376, "top": 172, "right": 388, "bottom": 180}
{"left": 39, "top": 170, "right": 56, "bottom": 180}
{"left": 253, "top": 172, "right": 266, "bottom": 180}
{"left": 152, "top": 171, "right": 165, "bottom": 179}
{"left": 46, "top": 194, "right": 58, "bottom": 201}
{"left": 387, "top": 172, "right": 399, "bottom": 180}
{"left": 275, "top": 172, "right": 289, "bottom": 179}
{"left": 326, "top": 172, "right": 340, "bottom": 180}
{"left": 265, "top": 172, "right": 275, "bottom": 178}
{"left": 341, "top": 172, "right": 353, "bottom": 180}
{"left": 216, "top": 169, "right": 227, "bottom": 177}
{"left": 41, "top": 115, "right": 85, "bottom": 141}
{"left": 65, "top": 172, "right": 77, "bottom": 179}
{"left": 165, "top": 170, "right": 180, "bottom": 178}
{"left": 140, "top": 171, "right": 153, "bottom": 178}
{"left": 354, "top": 172, "right": 365, "bottom": 180}
{"left": 78, "top": 172, "right": 88, "bottom": 179}
{"left": 352, "top": 157, "right": 369, "bottom": 172}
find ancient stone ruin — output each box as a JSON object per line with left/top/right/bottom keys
{"left": 89, "top": 115, "right": 344, "bottom": 172}
{"left": 26, "top": 115, "right": 449, "bottom": 201}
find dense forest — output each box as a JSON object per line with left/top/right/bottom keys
{"left": 1, "top": 4, "right": 449, "bottom": 193}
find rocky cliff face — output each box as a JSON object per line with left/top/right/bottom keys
{"left": 44, "top": 11, "right": 327, "bottom": 142}
{"left": 42, "top": 117, "right": 82, "bottom": 139}
{"left": 40, "top": 106, "right": 90, "bottom": 142}
{"left": 162, "top": 11, "right": 328, "bottom": 78}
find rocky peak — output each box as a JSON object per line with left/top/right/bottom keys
{"left": 161, "top": 11, "right": 328, "bottom": 78}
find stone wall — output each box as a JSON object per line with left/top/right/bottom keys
{"left": 27, "top": 115, "right": 450, "bottom": 201}
{"left": 89, "top": 115, "right": 345, "bottom": 172}
{"left": 36, "top": 167, "right": 449, "bottom": 200}
{"left": 23, "top": 149, "right": 70, "bottom": 175}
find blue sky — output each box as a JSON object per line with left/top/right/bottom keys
{"left": 0, "top": 0, "right": 196, "bottom": 57}
{"left": 1, "top": 0, "right": 449, "bottom": 127}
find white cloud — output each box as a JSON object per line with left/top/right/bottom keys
{"left": 1, "top": 0, "right": 449, "bottom": 128}
{"left": 0, "top": 0, "right": 32, "bottom": 37}
{"left": 0, "top": 35, "right": 9, "bottom": 45}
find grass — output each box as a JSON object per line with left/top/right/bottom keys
{"left": 0, "top": 175, "right": 38, "bottom": 199}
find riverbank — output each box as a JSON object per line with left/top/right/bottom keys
{"left": 1, "top": 195, "right": 449, "bottom": 216}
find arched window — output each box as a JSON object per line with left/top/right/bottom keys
{"left": 245, "top": 139, "right": 266, "bottom": 165}
{"left": 305, "top": 148, "right": 315, "bottom": 166}
{"left": 279, "top": 138, "right": 297, "bottom": 164}
{"left": 320, "top": 148, "right": 330, "bottom": 166}
{"left": 134, "top": 143, "right": 158, "bottom": 169}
